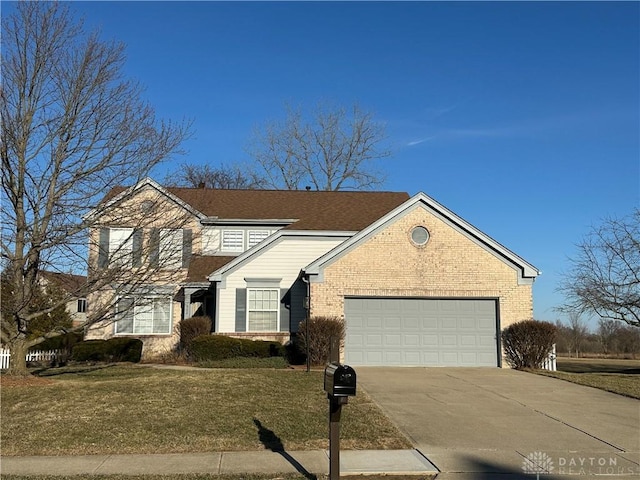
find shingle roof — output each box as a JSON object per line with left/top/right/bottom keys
{"left": 186, "top": 255, "right": 236, "bottom": 283}
{"left": 39, "top": 271, "right": 87, "bottom": 294}
{"left": 101, "top": 183, "right": 410, "bottom": 232}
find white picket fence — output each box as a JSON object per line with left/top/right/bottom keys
{"left": 0, "top": 348, "right": 61, "bottom": 369}
{"left": 542, "top": 344, "right": 557, "bottom": 371}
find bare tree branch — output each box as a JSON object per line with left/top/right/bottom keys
{"left": 246, "top": 101, "right": 391, "bottom": 191}
{"left": 1, "top": 2, "right": 192, "bottom": 375}
{"left": 557, "top": 209, "right": 640, "bottom": 328}
{"left": 163, "top": 163, "right": 264, "bottom": 189}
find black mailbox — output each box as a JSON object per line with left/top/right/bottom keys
{"left": 324, "top": 363, "right": 356, "bottom": 397}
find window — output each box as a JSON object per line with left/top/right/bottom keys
{"left": 77, "top": 298, "right": 87, "bottom": 313}
{"left": 115, "top": 297, "right": 172, "bottom": 334}
{"left": 109, "top": 228, "right": 134, "bottom": 267}
{"left": 248, "top": 230, "right": 270, "bottom": 248}
{"left": 410, "top": 226, "right": 430, "bottom": 246}
{"left": 159, "top": 229, "right": 183, "bottom": 268}
{"left": 222, "top": 230, "right": 244, "bottom": 252}
{"left": 248, "top": 288, "right": 279, "bottom": 331}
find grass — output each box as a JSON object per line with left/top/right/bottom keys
{"left": 534, "top": 357, "right": 640, "bottom": 399}
{"left": 1, "top": 364, "right": 410, "bottom": 456}
{"left": 196, "top": 356, "right": 289, "bottom": 369}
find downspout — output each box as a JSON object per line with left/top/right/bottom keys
{"left": 302, "top": 274, "right": 311, "bottom": 373}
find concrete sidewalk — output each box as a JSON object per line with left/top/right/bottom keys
{"left": 0, "top": 449, "right": 438, "bottom": 477}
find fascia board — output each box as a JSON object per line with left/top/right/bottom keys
{"left": 201, "top": 218, "right": 298, "bottom": 226}
{"left": 304, "top": 192, "right": 541, "bottom": 280}
{"left": 207, "top": 230, "right": 353, "bottom": 282}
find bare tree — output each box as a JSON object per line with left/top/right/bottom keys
{"left": 1, "top": 2, "right": 191, "bottom": 376}
{"left": 558, "top": 209, "right": 640, "bottom": 327}
{"left": 246, "top": 102, "right": 391, "bottom": 191}
{"left": 597, "top": 318, "right": 620, "bottom": 355}
{"left": 164, "top": 163, "right": 264, "bottom": 189}
{"left": 566, "top": 312, "right": 589, "bottom": 358}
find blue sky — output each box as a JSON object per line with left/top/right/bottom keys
{"left": 9, "top": 1, "right": 640, "bottom": 328}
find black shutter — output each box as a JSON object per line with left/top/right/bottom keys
{"left": 235, "top": 288, "right": 246, "bottom": 332}
{"left": 279, "top": 288, "right": 290, "bottom": 332}
{"left": 182, "top": 229, "right": 192, "bottom": 268}
{"left": 132, "top": 229, "right": 143, "bottom": 268}
{"left": 98, "top": 228, "right": 109, "bottom": 269}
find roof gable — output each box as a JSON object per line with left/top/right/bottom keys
{"left": 89, "top": 177, "right": 206, "bottom": 220}
{"left": 305, "top": 192, "right": 540, "bottom": 282}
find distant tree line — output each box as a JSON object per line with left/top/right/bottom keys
{"left": 554, "top": 316, "right": 640, "bottom": 359}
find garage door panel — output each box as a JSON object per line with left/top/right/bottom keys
{"left": 460, "top": 317, "right": 477, "bottom": 329}
{"left": 440, "top": 317, "right": 458, "bottom": 329}
{"left": 403, "top": 317, "right": 419, "bottom": 329}
{"left": 460, "top": 335, "right": 477, "bottom": 346}
{"left": 479, "top": 335, "right": 496, "bottom": 346}
{"left": 422, "top": 317, "right": 438, "bottom": 329}
{"left": 441, "top": 334, "right": 458, "bottom": 346}
{"left": 366, "top": 334, "right": 383, "bottom": 346}
{"left": 349, "top": 334, "right": 364, "bottom": 347}
{"left": 404, "top": 351, "right": 421, "bottom": 364}
{"left": 441, "top": 351, "right": 459, "bottom": 364}
{"left": 385, "top": 334, "right": 402, "bottom": 346}
{"left": 422, "top": 334, "right": 438, "bottom": 346}
{"left": 345, "top": 298, "right": 498, "bottom": 367}
{"left": 478, "top": 317, "right": 496, "bottom": 329}
{"left": 385, "top": 317, "right": 402, "bottom": 329}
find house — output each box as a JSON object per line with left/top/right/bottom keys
{"left": 39, "top": 271, "right": 88, "bottom": 328}
{"left": 85, "top": 178, "right": 539, "bottom": 367}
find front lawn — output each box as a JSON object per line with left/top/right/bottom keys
{"left": 1, "top": 365, "right": 410, "bottom": 456}
{"left": 535, "top": 357, "right": 640, "bottom": 399}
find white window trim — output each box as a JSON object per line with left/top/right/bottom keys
{"left": 115, "top": 296, "right": 173, "bottom": 336}
{"left": 77, "top": 298, "right": 87, "bottom": 313}
{"left": 246, "top": 288, "right": 280, "bottom": 332}
{"left": 221, "top": 230, "right": 244, "bottom": 252}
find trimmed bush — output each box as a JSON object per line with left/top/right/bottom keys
{"left": 71, "top": 337, "right": 143, "bottom": 363}
{"left": 189, "top": 335, "right": 285, "bottom": 362}
{"left": 238, "top": 339, "right": 284, "bottom": 358}
{"left": 29, "top": 331, "right": 84, "bottom": 367}
{"left": 297, "top": 316, "right": 345, "bottom": 366}
{"left": 190, "top": 335, "right": 243, "bottom": 362}
{"left": 179, "top": 316, "right": 212, "bottom": 354}
{"left": 502, "top": 319, "right": 557, "bottom": 369}
{"left": 284, "top": 339, "right": 306, "bottom": 365}
{"left": 29, "top": 332, "right": 83, "bottom": 352}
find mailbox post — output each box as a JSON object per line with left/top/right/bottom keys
{"left": 324, "top": 363, "right": 356, "bottom": 480}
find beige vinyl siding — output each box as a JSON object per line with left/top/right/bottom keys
{"left": 217, "top": 236, "right": 347, "bottom": 332}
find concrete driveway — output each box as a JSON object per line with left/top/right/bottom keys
{"left": 357, "top": 368, "right": 640, "bottom": 479}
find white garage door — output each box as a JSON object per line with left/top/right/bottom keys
{"left": 344, "top": 298, "right": 498, "bottom": 367}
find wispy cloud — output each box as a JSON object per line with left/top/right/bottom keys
{"left": 405, "top": 107, "right": 630, "bottom": 148}
{"left": 406, "top": 136, "right": 437, "bottom": 146}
